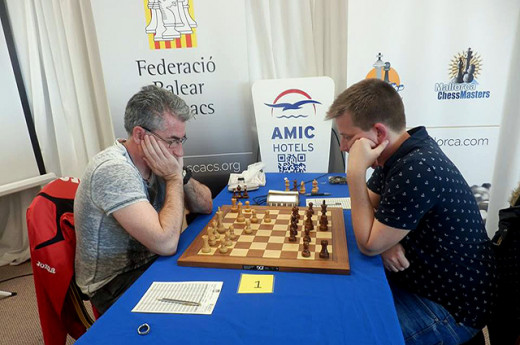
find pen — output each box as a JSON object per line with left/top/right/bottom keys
{"left": 157, "top": 298, "right": 201, "bottom": 306}
{"left": 305, "top": 193, "right": 331, "bottom": 196}
{"left": 0, "top": 291, "right": 17, "bottom": 299}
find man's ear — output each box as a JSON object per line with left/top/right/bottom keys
{"left": 131, "top": 126, "right": 146, "bottom": 144}
{"left": 373, "top": 123, "right": 388, "bottom": 143}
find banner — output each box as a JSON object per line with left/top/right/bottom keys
{"left": 252, "top": 77, "right": 334, "bottom": 173}
{"left": 89, "top": 0, "right": 253, "bottom": 181}
{"left": 346, "top": 0, "right": 519, "bottom": 186}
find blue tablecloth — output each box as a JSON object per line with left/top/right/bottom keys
{"left": 76, "top": 173, "right": 404, "bottom": 345}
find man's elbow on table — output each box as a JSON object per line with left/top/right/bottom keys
{"left": 153, "top": 243, "right": 179, "bottom": 256}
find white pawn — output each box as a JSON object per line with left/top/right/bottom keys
{"left": 264, "top": 210, "right": 271, "bottom": 223}
{"left": 250, "top": 209, "right": 258, "bottom": 223}
{"left": 229, "top": 224, "right": 237, "bottom": 240}
{"left": 218, "top": 238, "right": 228, "bottom": 254}
{"left": 244, "top": 219, "right": 252, "bottom": 234}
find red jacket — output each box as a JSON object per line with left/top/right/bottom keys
{"left": 26, "top": 177, "right": 90, "bottom": 344}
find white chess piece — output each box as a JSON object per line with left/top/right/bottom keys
{"left": 180, "top": 0, "right": 197, "bottom": 28}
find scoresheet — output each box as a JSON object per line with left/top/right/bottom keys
{"left": 132, "top": 281, "right": 223, "bottom": 315}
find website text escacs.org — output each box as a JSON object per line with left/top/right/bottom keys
{"left": 187, "top": 161, "right": 242, "bottom": 174}
{"left": 433, "top": 136, "right": 489, "bottom": 147}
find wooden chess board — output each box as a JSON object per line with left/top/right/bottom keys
{"left": 178, "top": 205, "right": 350, "bottom": 275}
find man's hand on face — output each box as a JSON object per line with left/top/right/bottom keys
{"left": 347, "top": 138, "right": 389, "bottom": 175}
{"left": 141, "top": 135, "right": 183, "bottom": 181}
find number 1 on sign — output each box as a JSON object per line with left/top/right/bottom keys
{"left": 237, "top": 274, "right": 274, "bottom": 293}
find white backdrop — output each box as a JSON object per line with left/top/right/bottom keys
{"left": 90, "top": 0, "right": 254, "bottom": 179}
{"left": 346, "top": 0, "right": 519, "bottom": 186}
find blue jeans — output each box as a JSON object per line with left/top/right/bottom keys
{"left": 390, "top": 284, "right": 480, "bottom": 345}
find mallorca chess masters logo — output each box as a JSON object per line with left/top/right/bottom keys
{"left": 435, "top": 47, "right": 491, "bottom": 100}
{"left": 365, "top": 52, "right": 405, "bottom": 93}
{"left": 264, "top": 89, "right": 322, "bottom": 173}
{"left": 144, "top": 0, "right": 198, "bottom": 49}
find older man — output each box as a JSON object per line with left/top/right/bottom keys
{"left": 75, "top": 85, "right": 212, "bottom": 314}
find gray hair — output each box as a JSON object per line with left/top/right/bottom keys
{"left": 124, "top": 85, "right": 192, "bottom": 134}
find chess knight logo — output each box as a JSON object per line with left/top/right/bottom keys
{"left": 434, "top": 47, "right": 491, "bottom": 100}
{"left": 365, "top": 52, "right": 405, "bottom": 93}
{"left": 144, "top": 0, "right": 198, "bottom": 49}
{"left": 264, "top": 89, "right": 322, "bottom": 119}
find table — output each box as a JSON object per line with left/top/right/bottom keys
{"left": 75, "top": 173, "right": 405, "bottom": 345}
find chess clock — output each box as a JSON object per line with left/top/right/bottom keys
{"left": 266, "top": 190, "right": 299, "bottom": 207}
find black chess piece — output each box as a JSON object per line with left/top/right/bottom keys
{"left": 289, "top": 228, "right": 296, "bottom": 242}
{"left": 303, "top": 229, "right": 311, "bottom": 243}
{"left": 321, "top": 200, "right": 327, "bottom": 213}
{"left": 384, "top": 62, "right": 391, "bottom": 82}
{"left": 302, "top": 240, "right": 310, "bottom": 257}
{"left": 319, "top": 240, "right": 329, "bottom": 259}
{"left": 455, "top": 57, "right": 464, "bottom": 83}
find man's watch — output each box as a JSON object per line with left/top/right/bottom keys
{"left": 182, "top": 167, "right": 192, "bottom": 185}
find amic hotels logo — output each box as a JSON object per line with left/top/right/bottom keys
{"left": 264, "top": 89, "right": 322, "bottom": 119}
{"left": 366, "top": 53, "right": 405, "bottom": 93}
{"left": 434, "top": 47, "right": 491, "bottom": 100}
{"left": 144, "top": 0, "right": 198, "bottom": 50}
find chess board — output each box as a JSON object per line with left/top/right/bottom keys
{"left": 178, "top": 205, "right": 350, "bottom": 275}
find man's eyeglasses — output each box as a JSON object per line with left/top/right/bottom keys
{"left": 141, "top": 126, "right": 187, "bottom": 148}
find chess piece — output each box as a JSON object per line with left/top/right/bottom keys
{"left": 201, "top": 235, "right": 211, "bottom": 253}
{"left": 244, "top": 201, "right": 251, "bottom": 213}
{"left": 264, "top": 210, "right": 271, "bottom": 223}
{"left": 236, "top": 185, "right": 242, "bottom": 198}
{"left": 228, "top": 224, "right": 237, "bottom": 240}
{"left": 383, "top": 61, "right": 391, "bottom": 82}
{"left": 289, "top": 228, "right": 296, "bottom": 242}
{"left": 303, "top": 229, "right": 311, "bottom": 243}
{"left": 308, "top": 202, "right": 314, "bottom": 215}
{"left": 319, "top": 240, "right": 329, "bottom": 259}
{"left": 217, "top": 212, "right": 225, "bottom": 234}
{"left": 305, "top": 211, "right": 314, "bottom": 231}
{"left": 311, "top": 179, "right": 318, "bottom": 194}
{"left": 179, "top": 0, "right": 198, "bottom": 28}
{"left": 250, "top": 209, "right": 258, "bottom": 223}
{"left": 231, "top": 197, "right": 238, "bottom": 212}
{"left": 207, "top": 226, "right": 217, "bottom": 246}
{"left": 293, "top": 180, "right": 298, "bottom": 191}
{"left": 224, "top": 231, "right": 233, "bottom": 246}
{"left": 321, "top": 200, "right": 327, "bottom": 213}
{"left": 299, "top": 181, "right": 306, "bottom": 194}
{"left": 319, "top": 214, "right": 328, "bottom": 231}
{"left": 285, "top": 178, "right": 290, "bottom": 192}
{"left": 244, "top": 219, "right": 252, "bottom": 234}
{"left": 211, "top": 220, "right": 220, "bottom": 239}
{"left": 236, "top": 202, "right": 245, "bottom": 222}
{"left": 455, "top": 57, "right": 464, "bottom": 83}
{"left": 290, "top": 218, "right": 298, "bottom": 233}
{"left": 218, "top": 238, "right": 228, "bottom": 254}
{"left": 242, "top": 187, "right": 249, "bottom": 199}
{"left": 373, "top": 52, "right": 385, "bottom": 80}
{"left": 292, "top": 206, "right": 300, "bottom": 220}
{"left": 302, "top": 240, "right": 310, "bottom": 257}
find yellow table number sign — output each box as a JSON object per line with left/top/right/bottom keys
{"left": 237, "top": 274, "right": 274, "bottom": 293}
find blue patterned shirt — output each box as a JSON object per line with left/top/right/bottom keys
{"left": 367, "top": 126, "right": 496, "bottom": 328}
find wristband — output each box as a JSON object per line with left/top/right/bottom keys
{"left": 182, "top": 167, "right": 192, "bottom": 185}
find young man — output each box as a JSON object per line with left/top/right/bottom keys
{"left": 327, "top": 78, "right": 495, "bottom": 344}
{"left": 74, "top": 85, "right": 212, "bottom": 314}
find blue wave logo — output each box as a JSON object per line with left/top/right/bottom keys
{"left": 265, "top": 89, "right": 321, "bottom": 118}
